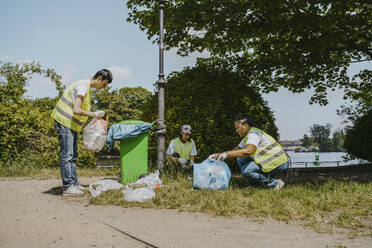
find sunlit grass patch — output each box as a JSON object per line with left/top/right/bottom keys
{"left": 89, "top": 172, "right": 372, "bottom": 236}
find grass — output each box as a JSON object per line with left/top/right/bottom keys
{"left": 90, "top": 172, "right": 372, "bottom": 236}
{"left": 1, "top": 166, "right": 371, "bottom": 236}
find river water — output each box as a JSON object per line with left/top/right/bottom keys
{"left": 286, "top": 151, "right": 368, "bottom": 168}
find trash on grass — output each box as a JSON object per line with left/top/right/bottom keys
{"left": 121, "top": 170, "right": 162, "bottom": 202}
{"left": 122, "top": 187, "right": 155, "bottom": 202}
{"left": 89, "top": 179, "right": 123, "bottom": 198}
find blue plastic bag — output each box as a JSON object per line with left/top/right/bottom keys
{"left": 106, "top": 121, "right": 153, "bottom": 148}
{"left": 193, "top": 159, "right": 231, "bottom": 190}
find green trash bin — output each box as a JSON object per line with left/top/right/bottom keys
{"left": 119, "top": 120, "right": 149, "bottom": 184}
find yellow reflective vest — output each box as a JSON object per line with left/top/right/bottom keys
{"left": 173, "top": 137, "right": 194, "bottom": 160}
{"left": 51, "top": 80, "right": 91, "bottom": 132}
{"left": 243, "top": 127, "right": 288, "bottom": 172}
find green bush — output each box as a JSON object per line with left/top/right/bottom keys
{"left": 344, "top": 109, "right": 372, "bottom": 162}
{"left": 0, "top": 61, "right": 95, "bottom": 169}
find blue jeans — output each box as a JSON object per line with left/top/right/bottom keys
{"left": 54, "top": 120, "right": 79, "bottom": 190}
{"left": 237, "top": 157, "right": 288, "bottom": 188}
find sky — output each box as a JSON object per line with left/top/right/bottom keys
{"left": 0, "top": 0, "right": 370, "bottom": 140}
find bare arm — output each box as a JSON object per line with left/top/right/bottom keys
{"left": 215, "top": 144, "right": 256, "bottom": 159}
{"left": 226, "top": 144, "right": 256, "bottom": 158}
{"left": 73, "top": 95, "right": 96, "bottom": 117}
{"left": 232, "top": 146, "right": 241, "bottom": 151}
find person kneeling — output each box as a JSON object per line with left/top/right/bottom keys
{"left": 209, "top": 114, "right": 289, "bottom": 190}
{"left": 166, "top": 124, "right": 197, "bottom": 170}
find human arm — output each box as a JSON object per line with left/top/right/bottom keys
{"left": 73, "top": 95, "right": 104, "bottom": 117}
{"left": 221, "top": 144, "right": 257, "bottom": 159}
{"left": 211, "top": 132, "right": 260, "bottom": 160}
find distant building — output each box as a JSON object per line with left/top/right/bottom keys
{"left": 280, "top": 139, "right": 307, "bottom": 152}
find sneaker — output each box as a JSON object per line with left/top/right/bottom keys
{"left": 74, "top": 184, "right": 87, "bottom": 191}
{"left": 273, "top": 179, "right": 285, "bottom": 191}
{"left": 62, "top": 185, "right": 84, "bottom": 196}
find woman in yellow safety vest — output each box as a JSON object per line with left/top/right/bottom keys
{"left": 166, "top": 124, "right": 197, "bottom": 170}
{"left": 51, "top": 69, "right": 112, "bottom": 196}
{"left": 209, "top": 114, "right": 289, "bottom": 190}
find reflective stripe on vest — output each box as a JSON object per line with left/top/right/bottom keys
{"left": 173, "top": 137, "right": 194, "bottom": 160}
{"left": 51, "top": 80, "right": 91, "bottom": 132}
{"left": 243, "top": 127, "right": 288, "bottom": 172}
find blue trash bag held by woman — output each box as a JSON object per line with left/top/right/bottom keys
{"left": 193, "top": 159, "right": 231, "bottom": 190}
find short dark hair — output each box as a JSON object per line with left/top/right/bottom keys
{"left": 93, "top": 69, "right": 113, "bottom": 84}
{"left": 235, "top": 114, "right": 258, "bottom": 127}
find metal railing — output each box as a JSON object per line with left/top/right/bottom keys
{"left": 292, "top": 161, "right": 344, "bottom": 168}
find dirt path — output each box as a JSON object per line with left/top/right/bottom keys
{"left": 0, "top": 178, "right": 370, "bottom": 248}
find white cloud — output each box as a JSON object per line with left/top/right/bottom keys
{"left": 61, "top": 63, "right": 78, "bottom": 85}
{"left": 0, "top": 55, "right": 12, "bottom": 61}
{"left": 108, "top": 65, "right": 133, "bottom": 82}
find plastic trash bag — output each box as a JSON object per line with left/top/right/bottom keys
{"left": 83, "top": 115, "right": 109, "bottom": 152}
{"left": 89, "top": 179, "right": 123, "bottom": 198}
{"left": 122, "top": 187, "right": 155, "bottom": 202}
{"left": 193, "top": 159, "right": 231, "bottom": 190}
{"left": 122, "top": 170, "right": 162, "bottom": 202}
{"left": 128, "top": 170, "right": 162, "bottom": 188}
{"left": 106, "top": 121, "right": 153, "bottom": 148}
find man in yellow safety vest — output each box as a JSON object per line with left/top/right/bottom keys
{"left": 51, "top": 69, "right": 112, "bottom": 196}
{"left": 166, "top": 124, "right": 197, "bottom": 170}
{"left": 209, "top": 114, "right": 289, "bottom": 190}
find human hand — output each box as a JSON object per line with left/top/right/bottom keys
{"left": 217, "top": 152, "right": 227, "bottom": 161}
{"left": 94, "top": 110, "right": 105, "bottom": 117}
{"left": 178, "top": 158, "right": 187, "bottom": 166}
{"left": 208, "top": 154, "right": 218, "bottom": 159}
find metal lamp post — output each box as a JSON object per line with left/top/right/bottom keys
{"left": 155, "top": 0, "right": 167, "bottom": 169}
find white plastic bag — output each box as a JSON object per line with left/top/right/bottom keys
{"left": 89, "top": 179, "right": 123, "bottom": 197}
{"left": 122, "top": 170, "right": 162, "bottom": 202}
{"left": 83, "top": 115, "right": 109, "bottom": 152}
{"left": 122, "top": 187, "right": 155, "bottom": 202}
{"left": 128, "top": 170, "right": 162, "bottom": 188}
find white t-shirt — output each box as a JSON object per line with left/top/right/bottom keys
{"left": 70, "top": 80, "right": 89, "bottom": 104}
{"left": 238, "top": 129, "right": 271, "bottom": 149}
{"left": 166, "top": 139, "right": 197, "bottom": 157}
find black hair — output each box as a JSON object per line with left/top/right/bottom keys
{"left": 235, "top": 114, "right": 258, "bottom": 128}
{"left": 93, "top": 69, "right": 113, "bottom": 84}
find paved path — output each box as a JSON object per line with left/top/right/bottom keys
{"left": 0, "top": 178, "right": 370, "bottom": 248}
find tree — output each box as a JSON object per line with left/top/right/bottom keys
{"left": 310, "top": 123, "right": 332, "bottom": 152}
{"left": 337, "top": 69, "right": 371, "bottom": 160}
{"left": 301, "top": 134, "right": 313, "bottom": 148}
{"left": 343, "top": 109, "right": 372, "bottom": 161}
{"left": 142, "top": 61, "right": 278, "bottom": 167}
{"left": 92, "top": 86, "right": 152, "bottom": 124}
{"left": 331, "top": 130, "right": 345, "bottom": 152}
{"left": 127, "top": 0, "right": 371, "bottom": 105}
